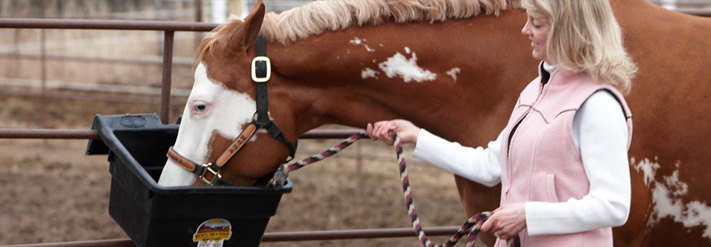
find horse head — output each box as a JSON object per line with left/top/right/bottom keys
{"left": 159, "top": 0, "right": 297, "bottom": 186}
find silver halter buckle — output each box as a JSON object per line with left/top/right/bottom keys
{"left": 251, "top": 56, "right": 271, "bottom": 83}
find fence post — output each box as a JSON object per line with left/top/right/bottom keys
{"left": 160, "top": 31, "right": 174, "bottom": 124}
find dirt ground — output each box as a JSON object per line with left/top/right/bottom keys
{"left": 0, "top": 96, "right": 475, "bottom": 247}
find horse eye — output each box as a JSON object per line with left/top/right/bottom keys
{"left": 194, "top": 104, "right": 207, "bottom": 112}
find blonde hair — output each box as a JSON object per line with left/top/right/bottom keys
{"left": 522, "top": 0, "right": 636, "bottom": 94}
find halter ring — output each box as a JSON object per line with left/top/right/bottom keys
{"left": 198, "top": 163, "right": 222, "bottom": 185}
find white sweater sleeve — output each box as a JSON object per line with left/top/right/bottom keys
{"left": 412, "top": 129, "right": 504, "bottom": 187}
{"left": 525, "top": 91, "right": 632, "bottom": 235}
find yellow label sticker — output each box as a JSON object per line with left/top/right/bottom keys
{"left": 193, "top": 218, "right": 232, "bottom": 246}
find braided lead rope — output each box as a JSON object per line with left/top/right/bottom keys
{"left": 391, "top": 132, "right": 520, "bottom": 247}
{"left": 280, "top": 130, "right": 520, "bottom": 247}
{"left": 282, "top": 131, "right": 370, "bottom": 175}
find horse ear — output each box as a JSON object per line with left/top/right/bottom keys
{"left": 230, "top": 0, "right": 265, "bottom": 51}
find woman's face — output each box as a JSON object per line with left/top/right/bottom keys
{"left": 521, "top": 10, "right": 551, "bottom": 62}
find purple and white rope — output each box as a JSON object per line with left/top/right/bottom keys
{"left": 391, "top": 132, "right": 520, "bottom": 247}
{"left": 281, "top": 130, "right": 520, "bottom": 247}
{"left": 283, "top": 131, "right": 369, "bottom": 175}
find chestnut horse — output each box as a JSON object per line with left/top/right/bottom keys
{"left": 158, "top": 0, "right": 711, "bottom": 246}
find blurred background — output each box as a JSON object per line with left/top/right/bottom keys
{"left": 0, "top": 0, "right": 708, "bottom": 246}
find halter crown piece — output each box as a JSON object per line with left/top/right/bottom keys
{"left": 166, "top": 35, "right": 297, "bottom": 186}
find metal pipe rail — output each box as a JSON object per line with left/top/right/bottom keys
{"left": 8, "top": 226, "right": 461, "bottom": 247}
{"left": 0, "top": 53, "right": 194, "bottom": 67}
{"left": 0, "top": 128, "right": 362, "bottom": 139}
{"left": 0, "top": 18, "right": 217, "bottom": 31}
{"left": 0, "top": 89, "right": 189, "bottom": 106}
{"left": 679, "top": 8, "right": 711, "bottom": 17}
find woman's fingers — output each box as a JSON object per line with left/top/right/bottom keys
{"left": 366, "top": 121, "right": 392, "bottom": 144}
{"left": 366, "top": 123, "right": 378, "bottom": 140}
{"left": 377, "top": 123, "right": 393, "bottom": 144}
{"left": 481, "top": 204, "right": 526, "bottom": 240}
{"left": 366, "top": 120, "right": 420, "bottom": 145}
{"left": 481, "top": 215, "right": 495, "bottom": 232}
{"left": 482, "top": 218, "right": 506, "bottom": 240}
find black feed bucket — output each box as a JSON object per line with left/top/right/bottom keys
{"left": 86, "top": 114, "right": 292, "bottom": 247}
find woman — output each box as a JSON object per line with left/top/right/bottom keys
{"left": 366, "top": 0, "right": 637, "bottom": 246}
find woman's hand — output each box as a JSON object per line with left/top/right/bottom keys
{"left": 481, "top": 203, "right": 527, "bottom": 240}
{"left": 366, "top": 119, "right": 421, "bottom": 145}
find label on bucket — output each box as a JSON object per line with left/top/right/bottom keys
{"left": 193, "top": 218, "right": 232, "bottom": 247}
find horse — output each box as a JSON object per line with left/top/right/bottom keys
{"left": 157, "top": 0, "right": 711, "bottom": 246}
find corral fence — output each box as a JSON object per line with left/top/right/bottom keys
{"left": 1, "top": 8, "right": 710, "bottom": 247}
{"left": 0, "top": 17, "right": 458, "bottom": 247}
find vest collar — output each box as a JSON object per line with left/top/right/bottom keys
{"left": 536, "top": 61, "right": 584, "bottom": 88}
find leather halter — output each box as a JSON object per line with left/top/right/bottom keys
{"left": 166, "top": 36, "right": 297, "bottom": 186}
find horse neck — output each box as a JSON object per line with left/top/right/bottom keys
{"left": 268, "top": 10, "right": 536, "bottom": 145}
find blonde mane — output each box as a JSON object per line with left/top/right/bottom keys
{"left": 197, "top": 0, "right": 522, "bottom": 63}
{"left": 263, "top": 0, "right": 523, "bottom": 45}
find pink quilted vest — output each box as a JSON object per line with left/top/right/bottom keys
{"left": 495, "top": 67, "right": 632, "bottom": 247}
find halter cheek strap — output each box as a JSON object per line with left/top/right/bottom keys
{"left": 250, "top": 35, "right": 298, "bottom": 160}
{"left": 167, "top": 122, "right": 259, "bottom": 185}
{"left": 166, "top": 35, "right": 297, "bottom": 186}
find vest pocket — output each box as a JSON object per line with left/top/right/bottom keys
{"left": 545, "top": 174, "right": 560, "bottom": 202}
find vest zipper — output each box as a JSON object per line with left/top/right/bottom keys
{"left": 504, "top": 110, "right": 529, "bottom": 202}
{"left": 504, "top": 82, "right": 548, "bottom": 202}
{"left": 506, "top": 115, "right": 527, "bottom": 158}
{"left": 506, "top": 83, "right": 546, "bottom": 160}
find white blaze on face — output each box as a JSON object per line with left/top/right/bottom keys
{"left": 634, "top": 158, "right": 711, "bottom": 240}
{"left": 158, "top": 63, "right": 256, "bottom": 186}
{"left": 378, "top": 50, "right": 437, "bottom": 83}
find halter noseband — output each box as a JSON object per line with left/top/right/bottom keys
{"left": 166, "top": 35, "right": 297, "bottom": 186}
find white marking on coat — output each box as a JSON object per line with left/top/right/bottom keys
{"left": 446, "top": 67, "right": 461, "bottom": 82}
{"left": 632, "top": 157, "right": 660, "bottom": 186}
{"left": 361, "top": 68, "right": 379, "bottom": 79}
{"left": 404, "top": 47, "right": 411, "bottom": 54}
{"left": 635, "top": 159, "right": 711, "bottom": 240}
{"left": 378, "top": 51, "right": 436, "bottom": 83}
{"left": 349, "top": 37, "right": 363, "bottom": 45}
{"left": 349, "top": 37, "right": 376, "bottom": 52}
{"left": 364, "top": 44, "right": 375, "bottom": 52}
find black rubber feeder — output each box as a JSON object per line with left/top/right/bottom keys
{"left": 86, "top": 114, "right": 292, "bottom": 247}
